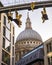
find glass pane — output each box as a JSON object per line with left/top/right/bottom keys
{"left": 3, "top": 16, "right": 6, "bottom": 25}
{"left": 5, "top": 39, "right": 10, "bottom": 52}
{"left": 0, "top": 22, "right": 1, "bottom": 32}
{"left": 49, "top": 43, "right": 51, "bottom": 52}
{"left": 13, "top": 36, "right": 14, "bottom": 45}
{"left": 48, "top": 57, "right": 52, "bottom": 65}
{"left": 3, "top": 38, "right": 5, "bottom": 48}
{"left": 12, "top": 57, "right": 14, "bottom": 65}
{"left": 6, "top": 28, "right": 10, "bottom": 41}
{"left": 6, "top": 19, "right": 10, "bottom": 30}
{"left": 13, "top": 27, "right": 14, "bottom": 35}
{"left": 48, "top": 57, "right": 50, "bottom": 65}
{"left": 12, "top": 47, "right": 14, "bottom": 56}
{"left": 3, "top": 27, "right": 6, "bottom": 36}
{"left": 2, "top": 50, "right": 10, "bottom": 65}
{"left": 47, "top": 43, "right": 52, "bottom": 53}
{"left": 3, "top": 38, "right": 11, "bottom": 52}
{"left": 3, "top": 15, "right": 10, "bottom": 30}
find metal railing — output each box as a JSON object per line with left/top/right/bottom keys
{"left": 0, "top": 1, "right": 52, "bottom": 13}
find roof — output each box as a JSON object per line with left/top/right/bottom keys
{"left": 0, "top": 2, "right": 3, "bottom": 7}
{"left": 16, "top": 29, "right": 42, "bottom": 42}
{"left": 16, "top": 44, "right": 44, "bottom": 65}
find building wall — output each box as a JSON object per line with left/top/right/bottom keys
{"left": 0, "top": 14, "right": 3, "bottom": 65}
{"left": 44, "top": 38, "right": 52, "bottom": 65}
{"left": 15, "top": 39, "right": 42, "bottom": 62}
{"left": 0, "top": 13, "right": 15, "bottom": 65}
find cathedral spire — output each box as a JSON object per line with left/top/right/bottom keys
{"left": 27, "top": 12, "right": 29, "bottom": 18}
{"left": 25, "top": 12, "right": 32, "bottom": 29}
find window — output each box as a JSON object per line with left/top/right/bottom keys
{"left": 3, "top": 38, "right": 11, "bottom": 52}
{"left": 5, "top": 39, "right": 10, "bottom": 52}
{"left": 6, "top": 28, "right": 10, "bottom": 41}
{"left": 3, "top": 16, "right": 10, "bottom": 30}
{"left": 3, "top": 16, "right": 6, "bottom": 25}
{"left": 3, "top": 27, "right": 5, "bottom": 36}
{"left": 10, "top": 23, "right": 11, "bottom": 31}
{"left": 13, "top": 27, "right": 14, "bottom": 35}
{"left": 3, "top": 27, "right": 10, "bottom": 40}
{"left": 48, "top": 57, "right": 52, "bottom": 65}
{"left": 47, "top": 43, "right": 52, "bottom": 53}
{"left": 10, "top": 33, "right": 11, "bottom": 42}
{"left": 16, "top": 54, "right": 17, "bottom": 60}
{"left": 47, "top": 44, "right": 49, "bottom": 53}
{"left": 3, "top": 38, "right": 5, "bottom": 48}
{"left": 13, "top": 36, "right": 14, "bottom": 45}
{"left": 21, "top": 42, "right": 23, "bottom": 44}
{"left": 19, "top": 52, "right": 21, "bottom": 59}
{"left": 2, "top": 50, "right": 10, "bottom": 65}
{"left": 12, "top": 47, "right": 14, "bottom": 56}
{"left": 6, "top": 18, "right": 10, "bottom": 30}
{"left": 51, "top": 57, "right": 52, "bottom": 65}
{"left": 33, "top": 41, "right": 35, "bottom": 43}
{"left": 49, "top": 43, "right": 52, "bottom": 52}
{"left": 12, "top": 57, "right": 14, "bottom": 65}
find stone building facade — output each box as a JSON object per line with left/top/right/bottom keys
{"left": 0, "top": 13, "right": 15, "bottom": 65}
{"left": 15, "top": 13, "right": 42, "bottom": 63}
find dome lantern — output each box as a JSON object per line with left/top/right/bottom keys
{"left": 26, "top": 12, "right": 32, "bottom": 29}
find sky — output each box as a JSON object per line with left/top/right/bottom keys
{"left": 0, "top": 0, "right": 52, "bottom": 42}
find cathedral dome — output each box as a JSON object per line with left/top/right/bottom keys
{"left": 16, "top": 29, "right": 42, "bottom": 41}
{"left": 15, "top": 12, "right": 42, "bottom": 62}
{"left": 16, "top": 13, "right": 42, "bottom": 42}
